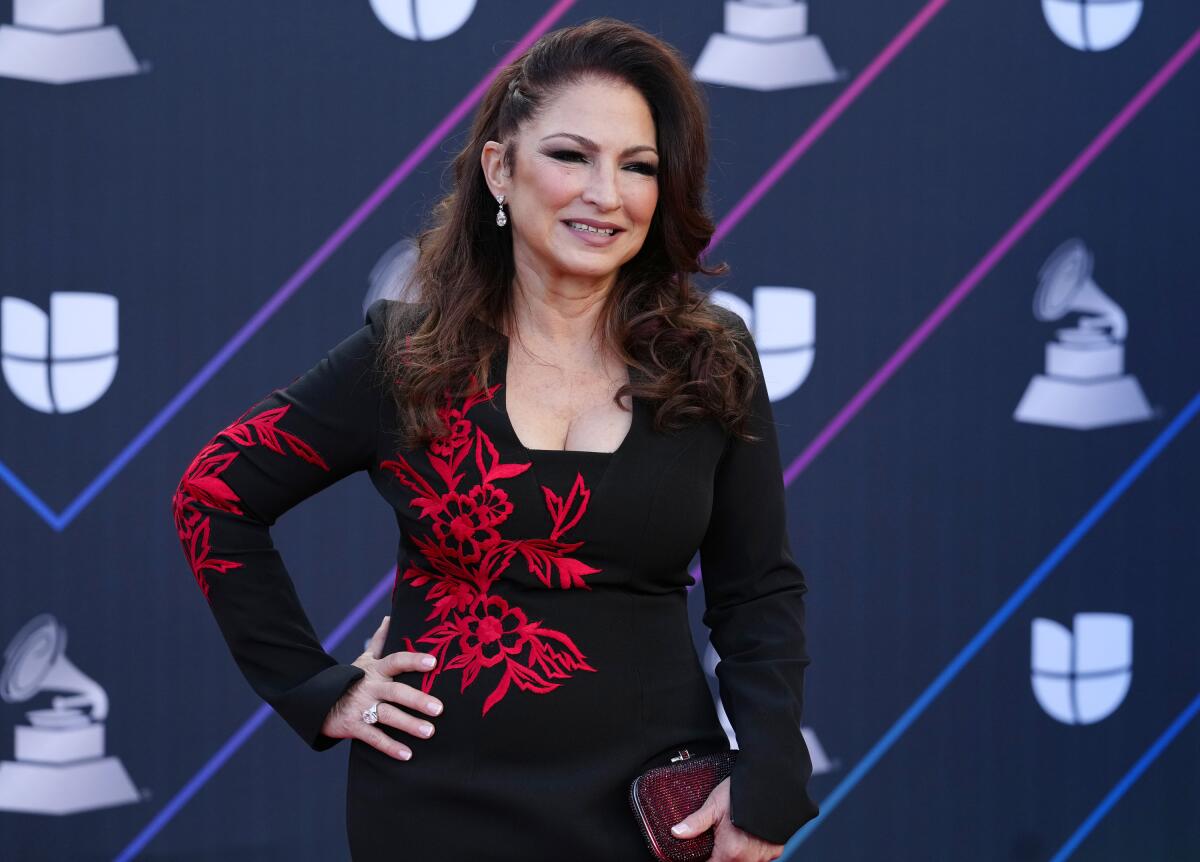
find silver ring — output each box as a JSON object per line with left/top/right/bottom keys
{"left": 362, "top": 702, "right": 380, "bottom": 725}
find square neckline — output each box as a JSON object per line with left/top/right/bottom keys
{"left": 488, "top": 326, "right": 639, "bottom": 458}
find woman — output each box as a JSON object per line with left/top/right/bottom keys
{"left": 172, "top": 17, "right": 819, "bottom": 861}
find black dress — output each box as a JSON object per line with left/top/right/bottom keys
{"left": 172, "top": 299, "right": 819, "bottom": 860}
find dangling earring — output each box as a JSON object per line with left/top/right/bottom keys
{"left": 495, "top": 194, "right": 508, "bottom": 227}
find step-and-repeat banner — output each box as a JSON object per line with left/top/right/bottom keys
{"left": 2, "top": 2, "right": 1197, "bottom": 859}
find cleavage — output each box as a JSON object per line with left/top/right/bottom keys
{"left": 505, "top": 353, "right": 632, "bottom": 452}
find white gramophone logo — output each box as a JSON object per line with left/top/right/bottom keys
{"left": 693, "top": 1, "right": 844, "bottom": 91}
{"left": 1031, "top": 612, "right": 1132, "bottom": 725}
{"left": 1013, "top": 239, "right": 1153, "bottom": 430}
{"left": 370, "top": 0, "right": 477, "bottom": 41}
{"left": 1043, "top": 0, "right": 1143, "bottom": 52}
{"left": 702, "top": 642, "right": 838, "bottom": 775}
{"left": 0, "top": 0, "right": 143, "bottom": 85}
{"left": 2, "top": 292, "right": 119, "bottom": 413}
{"left": 711, "top": 287, "right": 815, "bottom": 401}
{"left": 0, "top": 614, "right": 141, "bottom": 814}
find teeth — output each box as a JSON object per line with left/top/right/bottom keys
{"left": 567, "top": 221, "right": 615, "bottom": 236}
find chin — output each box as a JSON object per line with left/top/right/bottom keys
{"left": 551, "top": 254, "right": 623, "bottom": 278}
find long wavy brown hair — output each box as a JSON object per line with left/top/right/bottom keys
{"left": 378, "top": 16, "right": 761, "bottom": 449}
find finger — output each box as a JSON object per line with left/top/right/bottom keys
{"left": 384, "top": 649, "right": 438, "bottom": 675}
{"left": 386, "top": 680, "right": 444, "bottom": 718}
{"left": 376, "top": 702, "right": 436, "bottom": 741}
{"left": 356, "top": 723, "right": 412, "bottom": 761}
{"left": 671, "top": 804, "right": 713, "bottom": 839}
{"left": 366, "top": 615, "right": 390, "bottom": 659}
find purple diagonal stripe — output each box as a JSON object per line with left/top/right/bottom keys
{"left": 111, "top": 2, "right": 942, "bottom": 851}
{"left": 707, "top": 0, "right": 951, "bottom": 253}
{"left": 111, "top": 4, "right": 579, "bottom": 856}
{"left": 689, "top": 23, "right": 1200, "bottom": 592}
{"left": 4, "top": 0, "right": 578, "bottom": 532}
{"left": 780, "top": 24, "right": 1200, "bottom": 489}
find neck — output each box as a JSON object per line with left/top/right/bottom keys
{"left": 505, "top": 264, "right": 617, "bottom": 356}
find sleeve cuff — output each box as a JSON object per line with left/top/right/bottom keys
{"left": 728, "top": 752, "right": 821, "bottom": 845}
{"left": 270, "top": 662, "right": 366, "bottom": 752}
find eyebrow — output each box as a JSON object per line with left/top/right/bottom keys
{"left": 540, "top": 132, "right": 658, "bottom": 158}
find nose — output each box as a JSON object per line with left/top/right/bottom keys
{"left": 580, "top": 160, "right": 620, "bottom": 212}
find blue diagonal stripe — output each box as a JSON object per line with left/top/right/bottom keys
{"left": 782, "top": 389, "right": 1200, "bottom": 855}
{"left": 1050, "top": 691, "right": 1200, "bottom": 861}
{"left": 112, "top": 570, "right": 395, "bottom": 862}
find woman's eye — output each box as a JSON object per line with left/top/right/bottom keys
{"left": 549, "top": 150, "right": 658, "bottom": 176}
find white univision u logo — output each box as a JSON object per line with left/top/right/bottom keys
{"left": 1, "top": 292, "right": 118, "bottom": 413}
{"left": 370, "top": 0, "right": 477, "bottom": 41}
{"left": 711, "top": 286, "right": 816, "bottom": 402}
{"left": 1031, "top": 613, "right": 1132, "bottom": 725}
{"left": 1042, "top": 0, "right": 1143, "bottom": 52}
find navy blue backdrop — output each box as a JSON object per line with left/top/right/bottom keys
{"left": 1, "top": 1, "right": 1197, "bottom": 859}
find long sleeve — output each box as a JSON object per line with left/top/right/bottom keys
{"left": 171, "top": 299, "right": 394, "bottom": 751}
{"left": 698, "top": 309, "right": 820, "bottom": 844}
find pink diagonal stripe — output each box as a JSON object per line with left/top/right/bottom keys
{"left": 708, "top": 0, "right": 951, "bottom": 252}
{"left": 3, "top": 0, "right": 579, "bottom": 532}
{"left": 782, "top": 24, "right": 1200, "bottom": 487}
{"left": 265, "top": 0, "right": 577, "bottom": 313}
{"left": 688, "top": 24, "right": 1200, "bottom": 590}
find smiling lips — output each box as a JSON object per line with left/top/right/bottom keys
{"left": 562, "top": 219, "right": 624, "bottom": 244}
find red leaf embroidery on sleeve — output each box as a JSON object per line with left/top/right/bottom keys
{"left": 383, "top": 376, "right": 603, "bottom": 715}
{"left": 219, "top": 405, "right": 330, "bottom": 470}
{"left": 173, "top": 403, "right": 330, "bottom": 600}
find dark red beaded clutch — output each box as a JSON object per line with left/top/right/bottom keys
{"left": 628, "top": 748, "right": 738, "bottom": 861}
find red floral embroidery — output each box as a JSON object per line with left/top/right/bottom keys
{"left": 173, "top": 402, "right": 330, "bottom": 600}
{"left": 380, "top": 380, "right": 601, "bottom": 715}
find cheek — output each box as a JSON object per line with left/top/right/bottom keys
{"left": 628, "top": 185, "right": 659, "bottom": 227}
{"left": 533, "top": 170, "right": 583, "bottom": 212}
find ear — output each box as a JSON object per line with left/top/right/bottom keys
{"left": 480, "top": 140, "right": 510, "bottom": 200}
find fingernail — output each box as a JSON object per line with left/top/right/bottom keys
{"left": 421, "top": 656, "right": 436, "bottom": 668}
{"left": 672, "top": 823, "right": 688, "bottom": 835}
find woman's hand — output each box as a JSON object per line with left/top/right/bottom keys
{"left": 319, "top": 615, "right": 444, "bottom": 761}
{"left": 670, "top": 776, "right": 786, "bottom": 862}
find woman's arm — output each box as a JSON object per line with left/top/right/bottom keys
{"left": 698, "top": 308, "right": 820, "bottom": 844}
{"left": 171, "top": 299, "right": 393, "bottom": 751}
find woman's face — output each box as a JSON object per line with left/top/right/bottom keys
{"left": 482, "top": 76, "right": 660, "bottom": 284}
